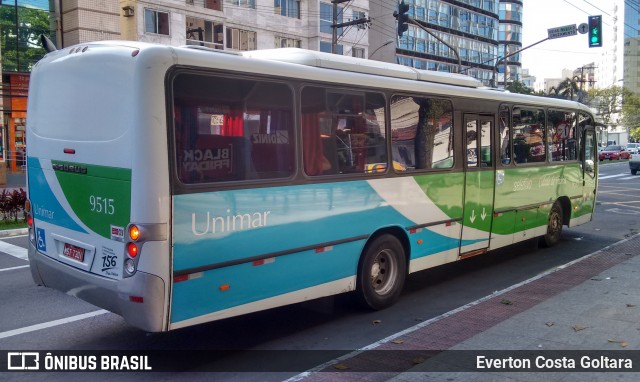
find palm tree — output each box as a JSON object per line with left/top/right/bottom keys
{"left": 555, "top": 77, "right": 580, "bottom": 100}
{"left": 547, "top": 86, "right": 561, "bottom": 98}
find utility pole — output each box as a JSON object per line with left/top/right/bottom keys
{"left": 331, "top": 0, "right": 370, "bottom": 54}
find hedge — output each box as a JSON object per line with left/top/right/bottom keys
{"left": 0, "top": 188, "right": 27, "bottom": 222}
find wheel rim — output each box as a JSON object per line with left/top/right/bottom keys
{"left": 548, "top": 208, "right": 562, "bottom": 239}
{"left": 369, "top": 249, "right": 398, "bottom": 296}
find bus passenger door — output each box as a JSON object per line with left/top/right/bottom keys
{"left": 460, "top": 114, "right": 495, "bottom": 257}
{"left": 580, "top": 127, "right": 597, "bottom": 223}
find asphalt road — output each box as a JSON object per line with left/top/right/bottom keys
{"left": 0, "top": 161, "right": 638, "bottom": 381}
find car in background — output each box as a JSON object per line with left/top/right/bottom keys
{"left": 599, "top": 145, "right": 630, "bottom": 161}
{"left": 627, "top": 142, "right": 640, "bottom": 154}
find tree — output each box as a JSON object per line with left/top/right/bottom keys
{"left": 555, "top": 77, "right": 580, "bottom": 100}
{"left": 505, "top": 80, "right": 534, "bottom": 95}
{"left": 0, "top": 4, "right": 53, "bottom": 72}
{"left": 586, "top": 86, "right": 627, "bottom": 126}
{"left": 621, "top": 92, "right": 640, "bottom": 139}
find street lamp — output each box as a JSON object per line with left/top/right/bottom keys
{"left": 369, "top": 40, "right": 394, "bottom": 59}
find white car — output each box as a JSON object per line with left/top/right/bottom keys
{"left": 627, "top": 143, "right": 640, "bottom": 154}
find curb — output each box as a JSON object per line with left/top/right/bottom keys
{"left": 0, "top": 228, "right": 28, "bottom": 238}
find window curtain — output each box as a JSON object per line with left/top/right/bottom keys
{"left": 302, "top": 112, "right": 324, "bottom": 175}
{"left": 223, "top": 108, "right": 244, "bottom": 136}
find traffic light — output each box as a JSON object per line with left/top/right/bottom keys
{"left": 588, "top": 15, "right": 602, "bottom": 48}
{"left": 394, "top": 1, "right": 410, "bottom": 37}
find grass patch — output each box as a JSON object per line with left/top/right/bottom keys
{"left": 0, "top": 220, "right": 27, "bottom": 230}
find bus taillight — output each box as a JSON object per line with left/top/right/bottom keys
{"left": 129, "top": 225, "right": 140, "bottom": 241}
{"left": 127, "top": 242, "right": 139, "bottom": 257}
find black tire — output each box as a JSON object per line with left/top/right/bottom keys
{"left": 355, "top": 234, "right": 406, "bottom": 310}
{"left": 632, "top": 169, "right": 637, "bottom": 175}
{"left": 540, "top": 202, "right": 563, "bottom": 248}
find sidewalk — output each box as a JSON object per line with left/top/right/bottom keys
{"left": 295, "top": 234, "right": 640, "bottom": 382}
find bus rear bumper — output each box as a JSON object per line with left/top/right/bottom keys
{"left": 28, "top": 241, "right": 166, "bottom": 332}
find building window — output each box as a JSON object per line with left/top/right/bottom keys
{"left": 144, "top": 9, "right": 169, "bottom": 35}
{"left": 205, "top": 0, "right": 223, "bottom": 11}
{"left": 320, "top": 2, "right": 342, "bottom": 35}
{"left": 274, "top": 0, "right": 300, "bottom": 18}
{"left": 353, "top": 10, "right": 366, "bottom": 29}
{"left": 352, "top": 47, "right": 365, "bottom": 58}
{"left": 226, "top": 0, "right": 255, "bottom": 9}
{"left": 320, "top": 41, "right": 342, "bottom": 54}
{"left": 186, "top": 18, "right": 224, "bottom": 49}
{"left": 275, "top": 36, "right": 302, "bottom": 48}
{"left": 226, "top": 28, "right": 256, "bottom": 51}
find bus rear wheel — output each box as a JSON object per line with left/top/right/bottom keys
{"left": 356, "top": 234, "right": 406, "bottom": 310}
{"left": 540, "top": 202, "right": 563, "bottom": 248}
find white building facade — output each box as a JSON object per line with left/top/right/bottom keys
{"left": 58, "top": 0, "right": 370, "bottom": 57}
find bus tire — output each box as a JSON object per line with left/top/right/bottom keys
{"left": 356, "top": 234, "right": 406, "bottom": 310}
{"left": 540, "top": 202, "right": 563, "bottom": 248}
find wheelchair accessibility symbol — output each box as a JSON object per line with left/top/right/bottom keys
{"left": 36, "top": 228, "right": 46, "bottom": 252}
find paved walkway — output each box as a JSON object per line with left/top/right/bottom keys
{"left": 293, "top": 234, "right": 640, "bottom": 381}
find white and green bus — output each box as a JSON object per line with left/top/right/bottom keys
{"left": 26, "top": 41, "right": 597, "bottom": 332}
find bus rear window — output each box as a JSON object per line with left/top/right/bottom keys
{"left": 172, "top": 73, "right": 294, "bottom": 184}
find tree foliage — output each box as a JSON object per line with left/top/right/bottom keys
{"left": 621, "top": 92, "right": 640, "bottom": 139}
{"left": 505, "top": 80, "right": 534, "bottom": 95}
{"left": 0, "top": 4, "right": 52, "bottom": 72}
{"left": 547, "top": 77, "right": 582, "bottom": 101}
{"left": 586, "top": 86, "right": 627, "bottom": 126}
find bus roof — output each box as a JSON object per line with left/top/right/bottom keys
{"left": 242, "top": 48, "right": 483, "bottom": 89}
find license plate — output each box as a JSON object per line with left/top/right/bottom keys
{"left": 63, "top": 243, "right": 85, "bottom": 262}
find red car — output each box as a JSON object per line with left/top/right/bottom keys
{"left": 599, "top": 145, "right": 630, "bottom": 161}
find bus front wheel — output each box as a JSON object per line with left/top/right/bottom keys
{"left": 356, "top": 234, "right": 406, "bottom": 310}
{"left": 540, "top": 202, "right": 563, "bottom": 248}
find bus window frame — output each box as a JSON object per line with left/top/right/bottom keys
{"left": 388, "top": 92, "right": 456, "bottom": 174}
{"left": 498, "top": 104, "right": 512, "bottom": 168}
{"left": 547, "top": 108, "right": 579, "bottom": 163}
{"left": 510, "top": 104, "right": 547, "bottom": 167}
{"left": 166, "top": 67, "right": 299, "bottom": 193}
{"left": 299, "top": 84, "right": 390, "bottom": 179}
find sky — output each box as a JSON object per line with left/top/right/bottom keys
{"left": 521, "top": 0, "right": 612, "bottom": 82}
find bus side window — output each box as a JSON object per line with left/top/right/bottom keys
{"left": 390, "top": 95, "right": 454, "bottom": 171}
{"left": 301, "top": 87, "right": 387, "bottom": 176}
{"left": 173, "top": 75, "right": 295, "bottom": 183}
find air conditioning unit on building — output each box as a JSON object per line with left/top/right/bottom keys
{"left": 122, "top": 6, "right": 134, "bottom": 17}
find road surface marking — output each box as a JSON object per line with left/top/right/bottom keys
{"left": 0, "top": 240, "right": 28, "bottom": 261}
{"left": 0, "top": 310, "right": 109, "bottom": 339}
{"left": 0, "top": 265, "right": 29, "bottom": 272}
{"left": 598, "top": 173, "right": 627, "bottom": 180}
